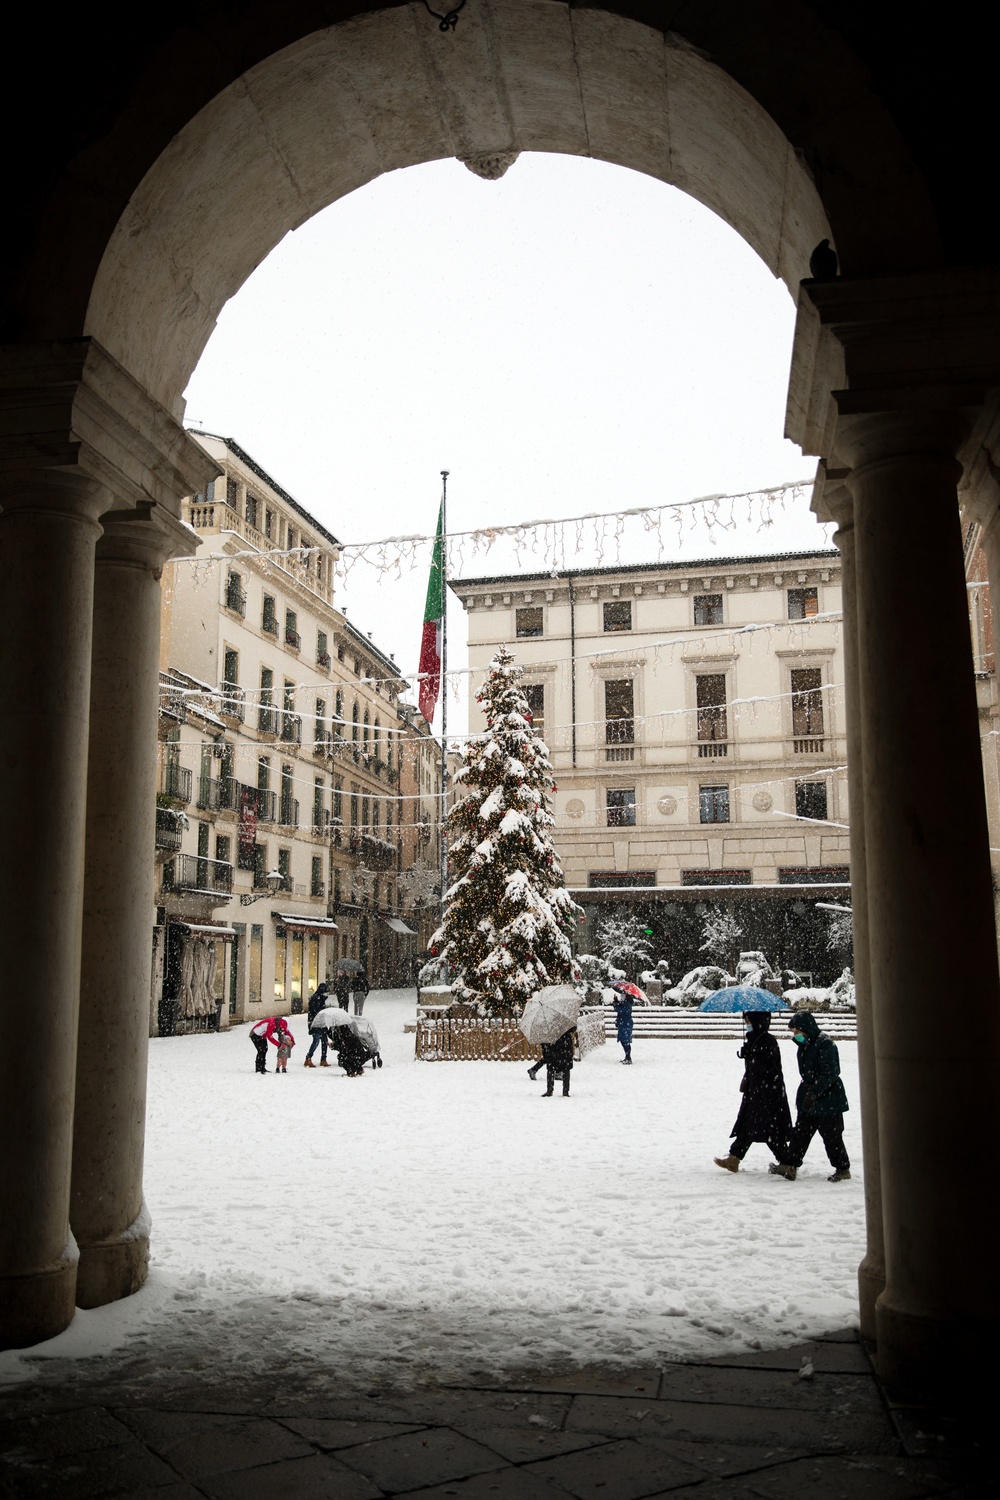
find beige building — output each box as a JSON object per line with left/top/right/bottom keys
{"left": 451, "top": 550, "right": 850, "bottom": 954}
{"left": 154, "top": 433, "right": 417, "bottom": 1032}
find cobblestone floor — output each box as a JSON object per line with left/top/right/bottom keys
{"left": 0, "top": 1332, "right": 988, "bottom": 1498}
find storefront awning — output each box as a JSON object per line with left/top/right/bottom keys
{"left": 383, "top": 917, "right": 417, "bottom": 936}
{"left": 273, "top": 912, "right": 339, "bottom": 933}
{"left": 172, "top": 921, "right": 238, "bottom": 941}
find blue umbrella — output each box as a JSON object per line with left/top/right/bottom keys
{"left": 699, "top": 985, "right": 787, "bottom": 1013}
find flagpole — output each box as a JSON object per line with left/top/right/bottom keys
{"left": 439, "top": 470, "right": 449, "bottom": 926}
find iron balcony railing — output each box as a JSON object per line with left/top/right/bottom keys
{"left": 281, "top": 713, "right": 302, "bottom": 744}
{"left": 258, "top": 705, "right": 279, "bottom": 735}
{"left": 162, "top": 854, "right": 233, "bottom": 895}
{"left": 219, "top": 684, "right": 245, "bottom": 721}
{"left": 162, "top": 762, "right": 193, "bottom": 802}
{"left": 155, "top": 807, "right": 185, "bottom": 852}
{"left": 197, "top": 775, "right": 221, "bottom": 811}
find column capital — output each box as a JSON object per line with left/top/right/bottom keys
{"left": 786, "top": 266, "right": 1000, "bottom": 460}
{"left": 0, "top": 338, "right": 218, "bottom": 515}
{"left": 96, "top": 502, "right": 198, "bottom": 577}
{"left": 810, "top": 464, "right": 853, "bottom": 531}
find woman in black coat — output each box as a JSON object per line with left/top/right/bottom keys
{"left": 529, "top": 1026, "right": 576, "bottom": 1097}
{"left": 714, "top": 1011, "right": 791, "bottom": 1171}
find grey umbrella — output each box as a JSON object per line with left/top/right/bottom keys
{"left": 335, "top": 958, "right": 364, "bottom": 973}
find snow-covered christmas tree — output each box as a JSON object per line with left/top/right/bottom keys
{"left": 431, "top": 646, "right": 581, "bottom": 1016}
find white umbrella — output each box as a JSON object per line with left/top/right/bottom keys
{"left": 312, "top": 1006, "right": 356, "bottom": 1029}
{"left": 519, "top": 985, "right": 581, "bottom": 1045}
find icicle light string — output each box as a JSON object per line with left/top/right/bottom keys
{"left": 156, "top": 610, "right": 844, "bottom": 710}
{"left": 172, "top": 478, "right": 819, "bottom": 582}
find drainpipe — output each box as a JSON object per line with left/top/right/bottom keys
{"left": 568, "top": 574, "right": 577, "bottom": 768}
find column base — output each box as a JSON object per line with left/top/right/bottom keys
{"left": 0, "top": 1259, "right": 77, "bottom": 1351}
{"left": 75, "top": 1233, "right": 150, "bottom": 1310}
{"left": 876, "top": 1295, "right": 1000, "bottom": 1410}
{"left": 857, "top": 1256, "right": 885, "bottom": 1344}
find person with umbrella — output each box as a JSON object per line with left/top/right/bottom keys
{"left": 303, "top": 981, "right": 332, "bottom": 1067}
{"left": 769, "top": 1011, "right": 851, "bottom": 1182}
{"left": 521, "top": 985, "right": 580, "bottom": 1097}
{"left": 714, "top": 1010, "right": 791, "bottom": 1172}
{"left": 610, "top": 980, "right": 643, "bottom": 1065}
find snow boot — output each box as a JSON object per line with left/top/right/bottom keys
{"left": 319, "top": 1060, "right": 330, "bottom": 1067}
{"left": 714, "top": 1155, "right": 740, "bottom": 1172}
{"left": 542, "top": 1088, "right": 553, "bottom": 1097}
{"left": 527, "top": 1065, "right": 540, "bottom": 1080}
{"left": 828, "top": 1169, "right": 851, "bottom": 1182}
{"left": 304, "top": 1058, "right": 315, "bottom": 1067}
{"left": 768, "top": 1163, "right": 797, "bottom": 1181}
{"left": 621, "top": 1057, "right": 632, "bottom": 1065}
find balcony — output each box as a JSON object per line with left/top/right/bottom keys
{"left": 605, "top": 719, "right": 634, "bottom": 762}
{"left": 360, "top": 832, "right": 396, "bottom": 871}
{"left": 162, "top": 762, "right": 193, "bottom": 802}
{"left": 317, "top": 651, "right": 331, "bottom": 670}
{"left": 280, "top": 713, "right": 302, "bottom": 745}
{"left": 162, "top": 854, "right": 233, "bottom": 895}
{"left": 311, "top": 878, "right": 326, "bottom": 899}
{"left": 219, "top": 684, "right": 245, "bottom": 722}
{"left": 258, "top": 706, "right": 279, "bottom": 736}
{"left": 253, "top": 787, "right": 278, "bottom": 822}
{"left": 279, "top": 796, "right": 300, "bottom": 828}
{"left": 225, "top": 583, "right": 247, "bottom": 617}
{"left": 605, "top": 744, "right": 635, "bottom": 763}
{"left": 262, "top": 615, "right": 278, "bottom": 637}
{"left": 197, "top": 775, "right": 221, "bottom": 810}
{"left": 697, "top": 741, "right": 729, "bottom": 759}
{"left": 793, "top": 737, "right": 825, "bottom": 754}
{"left": 155, "top": 806, "right": 185, "bottom": 852}
{"left": 313, "top": 729, "right": 333, "bottom": 760}
{"left": 285, "top": 627, "right": 301, "bottom": 650}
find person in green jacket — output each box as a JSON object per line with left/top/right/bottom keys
{"left": 769, "top": 1011, "right": 851, "bottom": 1182}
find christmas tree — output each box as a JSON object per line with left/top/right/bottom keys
{"left": 431, "top": 646, "right": 581, "bottom": 1016}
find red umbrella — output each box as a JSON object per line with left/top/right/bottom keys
{"left": 610, "top": 981, "right": 647, "bottom": 1001}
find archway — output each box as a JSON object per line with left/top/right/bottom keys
{"left": 1, "top": 1, "right": 997, "bottom": 1410}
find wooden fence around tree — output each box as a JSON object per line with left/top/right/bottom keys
{"left": 415, "top": 1010, "right": 608, "bottom": 1062}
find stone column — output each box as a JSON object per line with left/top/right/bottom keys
{"left": 71, "top": 505, "right": 195, "bottom": 1308}
{"left": 842, "top": 409, "right": 1000, "bottom": 1400}
{"left": 0, "top": 473, "right": 107, "bottom": 1349}
{"left": 823, "top": 481, "right": 883, "bottom": 1340}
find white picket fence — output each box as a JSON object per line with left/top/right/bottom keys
{"left": 600, "top": 1006, "right": 857, "bottom": 1041}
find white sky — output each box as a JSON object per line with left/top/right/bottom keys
{"left": 183, "top": 152, "right": 832, "bottom": 722}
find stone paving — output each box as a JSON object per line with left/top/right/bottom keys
{"left": 0, "top": 1332, "right": 988, "bottom": 1498}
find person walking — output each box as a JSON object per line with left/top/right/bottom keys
{"left": 249, "top": 1015, "right": 289, "bottom": 1074}
{"left": 304, "top": 981, "right": 332, "bottom": 1068}
{"left": 332, "top": 969, "right": 351, "bottom": 1011}
{"left": 610, "top": 984, "right": 634, "bottom": 1065}
{"left": 714, "top": 1010, "right": 791, "bottom": 1172}
{"left": 769, "top": 1011, "right": 851, "bottom": 1182}
{"left": 351, "top": 966, "right": 370, "bottom": 1017}
{"left": 533, "top": 1026, "right": 575, "bottom": 1097}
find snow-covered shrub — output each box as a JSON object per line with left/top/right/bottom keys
{"left": 783, "top": 987, "right": 832, "bottom": 1011}
{"left": 829, "top": 968, "right": 856, "bottom": 1009}
{"left": 596, "top": 913, "right": 653, "bottom": 976}
{"left": 665, "top": 964, "right": 734, "bottom": 1006}
{"left": 735, "top": 950, "right": 776, "bottom": 988}
{"left": 577, "top": 953, "right": 622, "bottom": 989}
{"left": 698, "top": 908, "right": 743, "bottom": 970}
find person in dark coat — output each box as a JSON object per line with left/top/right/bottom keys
{"left": 533, "top": 1026, "right": 575, "bottom": 1097}
{"left": 714, "top": 1011, "right": 791, "bottom": 1171}
{"left": 351, "top": 967, "right": 371, "bottom": 1016}
{"left": 611, "top": 987, "right": 634, "bottom": 1065}
{"left": 332, "top": 970, "right": 352, "bottom": 1010}
{"left": 332, "top": 1024, "right": 368, "bottom": 1078}
{"left": 304, "top": 982, "right": 331, "bottom": 1067}
{"left": 770, "top": 1011, "right": 851, "bottom": 1181}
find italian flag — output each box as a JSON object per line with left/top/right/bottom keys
{"left": 418, "top": 501, "right": 444, "bottom": 724}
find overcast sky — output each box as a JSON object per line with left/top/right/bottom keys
{"left": 183, "top": 152, "right": 831, "bottom": 723}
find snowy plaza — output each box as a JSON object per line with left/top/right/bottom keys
{"left": 1, "top": 991, "right": 862, "bottom": 1393}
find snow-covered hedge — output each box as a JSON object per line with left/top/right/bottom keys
{"left": 664, "top": 965, "right": 734, "bottom": 1007}
{"left": 784, "top": 967, "right": 856, "bottom": 1012}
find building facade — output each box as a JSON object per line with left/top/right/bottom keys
{"left": 153, "top": 433, "right": 419, "bottom": 1032}
{"left": 451, "top": 551, "right": 850, "bottom": 964}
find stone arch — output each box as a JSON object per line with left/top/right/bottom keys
{"left": 78, "top": 0, "right": 937, "bottom": 419}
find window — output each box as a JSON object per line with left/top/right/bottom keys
{"left": 285, "top": 609, "right": 300, "bottom": 649}
{"left": 352, "top": 704, "right": 359, "bottom": 744}
{"left": 791, "top": 668, "right": 824, "bottom": 738}
{"left": 215, "top": 835, "right": 231, "bottom": 865}
{"left": 311, "top": 856, "right": 324, "bottom": 897}
{"left": 335, "top": 689, "right": 344, "bottom": 724}
{"left": 362, "top": 795, "right": 370, "bottom": 830}
{"left": 287, "top": 528, "right": 297, "bottom": 554}
{"left": 694, "top": 594, "right": 723, "bottom": 626}
{"left": 682, "top": 868, "right": 752, "bottom": 886}
{"left": 253, "top": 842, "right": 268, "bottom": 887}
{"left": 313, "top": 776, "right": 324, "bottom": 829}
{"left": 696, "top": 674, "right": 728, "bottom": 742}
{"left": 337, "top": 642, "right": 346, "bottom": 662}
{"left": 778, "top": 866, "right": 850, "bottom": 884}
{"left": 363, "top": 711, "right": 370, "bottom": 751}
{"left": 223, "top": 648, "right": 239, "bottom": 685}
{"left": 604, "top": 679, "right": 634, "bottom": 749}
{"left": 333, "top": 780, "right": 343, "bottom": 820}
{"left": 699, "top": 785, "right": 730, "bottom": 824}
{"left": 606, "top": 788, "right": 636, "bottom": 827}
{"left": 249, "top": 925, "right": 263, "bottom": 1006}
{"left": 317, "top": 630, "right": 329, "bottom": 666}
{"left": 280, "top": 764, "right": 295, "bottom": 826}
{"left": 351, "top": 790, "right": 359, "bottom": 827}
{"left": 262, "top": 595, "right": 277, "bottom": 635}
{"left": 588, "top": 871, "right": 654, "bottom": 888}
{"left": 204, "top": 479, "right": 215, "bottom": 504}
{"left": 245, "top": 493, "right": 259, "bottom": 530}
{"left": 523, "top": 684, "right": 545, "bottom": 738}
{"left": 603, "top": 600, "right": 632, "bottom": 633}
{"left": 273, "top": 924, "right": 286, "bottom": 1001}
{"left": 225, "top": 571, "right": 245, "bottom": 615}
{"left": 277, "top": 847, "right": 291, "bottom": 890}
{"left": 372, "top": 798, "right": 380, "bottom": 834}
{"left": 264, "top": 508, "right": 275, "bottom": 540}
{"left": 257, "top": 755, "right": 270, "bottom": 792}
{"left": 259, "top": 668, "right": 275, "bottom": 734}
{"left": 516, "top": 606, "right": 543, "bottom": 637}
{"left": 225, "top": 476, "right": 239, "bottom": 509}
{"left": 788, "top": 587, "right": 819, "bottom": 620}
{"left": 795, "top": 781, "right": 828, "bottom": 821}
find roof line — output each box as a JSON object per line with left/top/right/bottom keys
{"left": 449, "top": 549, "right": 839, "bottom": 590}
{"left": 190, "top": 431, "right": 341, "bottom": 549}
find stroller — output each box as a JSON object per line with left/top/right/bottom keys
{"left": 348, "top": 1016, "right": 383, "bottom": 1069}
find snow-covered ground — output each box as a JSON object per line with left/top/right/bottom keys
{"left": 1, "top": 990, "right": 863, "bottom": 1392}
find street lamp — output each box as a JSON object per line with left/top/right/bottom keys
{"left": 240, "top": 869, "right": 284, "bottom": 907}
